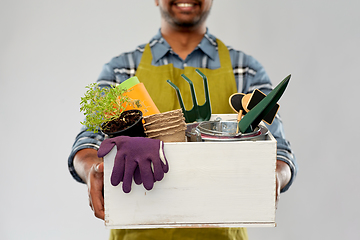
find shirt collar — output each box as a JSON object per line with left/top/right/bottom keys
{"left": 149, "top": 28, "right": 218, "bottom": 63}
{"left": 199, "top": 30, "right": 218, "bottom": 61}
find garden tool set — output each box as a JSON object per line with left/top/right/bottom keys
{"left": 167, "top": 69, "right": 291, "bottom": 139}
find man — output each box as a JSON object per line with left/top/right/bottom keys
{"left": 68, "top": 1, "right": 297, "bottom": 239}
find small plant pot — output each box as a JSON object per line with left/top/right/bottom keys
{"left": 101, "top": 109, "right": 146, "bottom": 138}
{"left": 143, "top": 109, "right": 186, "bottom": 142}
{"left": 145, "top": 124, "right": 187, "bottom": 142}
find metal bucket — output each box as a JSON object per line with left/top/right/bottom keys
{"left": 186, "top": 120, "right": 268, "bottom": 142}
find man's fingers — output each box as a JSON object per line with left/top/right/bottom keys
{"left": 275, "top": 174, "right": 280, "bottom": 209}
{"left": 95, "top": 162, "right": 104, "bottom": 173}
{"left": 89, "top": 188, "right": 105, "bottom": 220}
{"left": 92, "top": 193, "right": 105, "bottom": 219}
{"left": 88, "top": 163, "right": 105, "bottom": 220}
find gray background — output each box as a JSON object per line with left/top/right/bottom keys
{"left": 1, "top": 0, "right": 359, "bottom": 239}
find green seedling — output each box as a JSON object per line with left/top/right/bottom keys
{"left": 80, "top": 83, "right": 141, "bottom": 132}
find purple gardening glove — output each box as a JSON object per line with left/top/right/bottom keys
{"left": 97, "top": 136, "right": 169, "bottom": 193}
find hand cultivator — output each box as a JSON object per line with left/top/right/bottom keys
{"left": 167, "top": 69, "right": 212, "bottom": 123}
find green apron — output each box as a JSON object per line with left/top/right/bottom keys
{"left": 110, "top": 228, "right": 248, "bottom": 240}
{"left": 109, "top": 39, "right": 247, "bottom": 240}
{"left": 135, "top": 39, "right": 237, "bottom": 114}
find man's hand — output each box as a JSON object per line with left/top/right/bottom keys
{"left": 73, "top": 149, "right": 105, "bottom": 220}
{"left": 275, "top": 160, "right": 291, "bottom": 208}
{"left": 87, "top": 162, "right": 105, "bottom": 220}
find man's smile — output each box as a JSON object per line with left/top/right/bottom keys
{"left": 172, "top": 1, "right": 200, "bottom": 11}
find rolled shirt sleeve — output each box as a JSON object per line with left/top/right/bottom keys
{"left": 68, "top": 126, "right": 105, "bottom": 183}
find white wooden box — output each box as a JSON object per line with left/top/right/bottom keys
{"left": 104, "top": 114, "right": 277, "bottom": 229}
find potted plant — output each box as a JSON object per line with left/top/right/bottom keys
{"left": 80, "top": 83, "right": 146, "bottom": 137}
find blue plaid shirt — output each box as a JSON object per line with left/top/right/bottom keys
{"left": 69, "top": 29, "right": 297, "bottom": 192}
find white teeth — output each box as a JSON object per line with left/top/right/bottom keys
{"left": 177, "top": 3, "right": 194, "bottom": 7}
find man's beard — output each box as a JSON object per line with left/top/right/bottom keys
{"left": 160, "top": 7, "right": 211, "bottom": 29}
